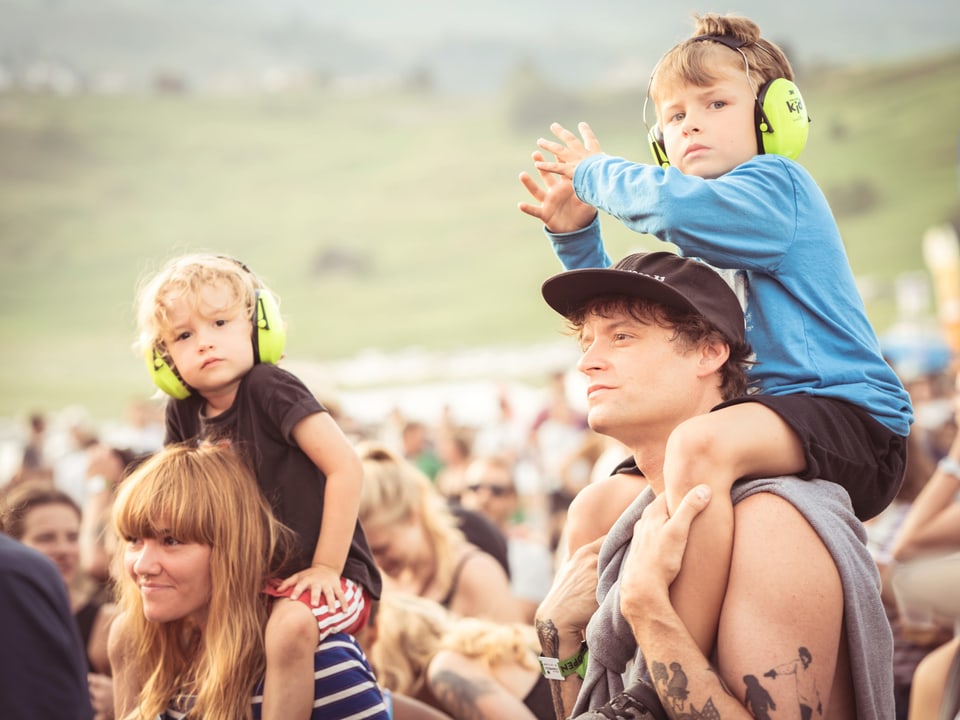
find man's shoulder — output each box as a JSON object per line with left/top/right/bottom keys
{"left": 732, "top": 476, "right": 853, "bottom": 514}
{"left": 0, "top": 534, "right": 74, "bottom": 625}
{"left": 0, "top": 533, "right": 62, "bottom": 591}
{"left": 730, "top": 476, "right": 866, "bottom": 553}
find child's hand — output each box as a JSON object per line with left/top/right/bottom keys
{"left": 277, "top": 563, "right": 347, "bottom": 610}
{"left": 535, "top": 122, "right": 605, "bottom": 178}
{"left": 519, "top": 149, "right": 598, "bottom": 233}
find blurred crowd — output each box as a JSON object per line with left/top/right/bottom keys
{"left": 2, "top": 348, "right": 960, "bottom": 719}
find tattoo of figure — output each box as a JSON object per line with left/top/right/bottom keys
{"left": 651, "top": 661, "right": 669, "bottom": 695}
{"left": 743, "top": 674, "right": 776, "bottom": 720}
{"left": 763, "top": 646, "right": 823, "bottom": 719}
{"left": 429, "top": 670, "right": 495, "bottom": 720}
{"left": 666, "top": 661, "right": 690, "bottom": 712}
{"left": 649, "top": 661, "right": 731, "bottom": 719}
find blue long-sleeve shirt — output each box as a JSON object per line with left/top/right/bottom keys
{"left": 549, "top": 153, "right": 912, "bottom": 436}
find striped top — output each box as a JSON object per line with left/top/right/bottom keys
{"left": 161, "top": 633, "right": 389, "bottom": 720}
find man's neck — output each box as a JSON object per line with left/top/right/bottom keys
{"left": 629, "top": 444, "right": 666, "bottom": 495}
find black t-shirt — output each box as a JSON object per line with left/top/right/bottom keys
{"left": 165, "top": 363, "right": 381, "bottom": 599}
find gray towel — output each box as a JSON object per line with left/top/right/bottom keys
{"left": 573, "top": 477, "right": 895, "bottom": 719}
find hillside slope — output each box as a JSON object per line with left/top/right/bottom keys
{"left": 0, "top": 49, "right": 958, "bottom": 419}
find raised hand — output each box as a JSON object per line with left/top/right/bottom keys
{"left": 518, "top": 147, "right": 598, "bottom": 233}
{"left": 534, "top": 122, "right": 605, "bottom": 178}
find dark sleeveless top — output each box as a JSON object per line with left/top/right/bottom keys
{"left": 438, "top": 548, "right": 482, "bottom": 609}
{"left": 523, "top": 675, "right": 555, "bottom": 720}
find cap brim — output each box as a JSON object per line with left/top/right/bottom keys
{"left": 542, "top": 267, "right": 700, "bottom": 318}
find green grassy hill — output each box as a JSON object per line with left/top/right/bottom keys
{"left": 1, "top": 49, "right": 959, "bottom": 421}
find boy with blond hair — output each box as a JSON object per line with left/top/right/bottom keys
{"left": 134, "top": 253, "right": 381, "bottom": 720}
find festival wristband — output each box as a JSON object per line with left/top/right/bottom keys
{"left": 538, "top": 641, "right": 588, "bottom": 681}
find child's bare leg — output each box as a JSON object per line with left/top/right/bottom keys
{"left": 262, "top": 598, "right": 320, "bottom": 720}
{"left": 662, "top": 403, "right": 804, "bottom": 658}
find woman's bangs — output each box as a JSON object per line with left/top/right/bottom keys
{"left": 115, "top": 465, "right": 213, "bottom": 545}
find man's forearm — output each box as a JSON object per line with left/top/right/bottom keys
{"left": 625, "top": 596, "right": 748, "bottom": 719}
{"left": 535, "top": 617, "right": 584, "bottom": 720}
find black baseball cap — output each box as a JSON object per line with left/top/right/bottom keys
{"left": 541, "top": 251, "right": 745, "bottom": 345}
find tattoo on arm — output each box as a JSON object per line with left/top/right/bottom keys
{"left": 645, "top": 646, "right": 823, "bottom": 720}
{"left": 430, "top": 669, "right": 497, "bottom": 720}
{"left": 761, "top": 646, "right": 823, "bottom": 718}
{"left": 536, "top": 618, "right": 560, "bottom": 657}
{"left": 535, "top": 618, "right": 568, "bottom": 720}
{"left": 649, "top": 658, "right": 730, "bottom": 719}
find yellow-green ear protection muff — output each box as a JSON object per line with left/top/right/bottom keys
{"left": 252, "top": 288, "right": 286, "bottom": 365}
{"left": 147, "top": 347, "right": 192, "bottom": 400}
{"left": 753, "top": 75, "right": 808, "bottom": 159}
{"left": 145, "top": 260, "right": 287, "bottom": 399}
{"left": 645, "top": 34, "right": 810, "bottom": 167}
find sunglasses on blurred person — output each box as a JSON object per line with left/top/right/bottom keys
{"left": 464, "top": 483, "right": 515, "bottom": 497}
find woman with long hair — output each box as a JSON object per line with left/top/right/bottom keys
{"left": 356, "top": 442, "right": 524, "bottom": 624}
{"left": 108, "top": 443, "right": 387, "bottom": 720}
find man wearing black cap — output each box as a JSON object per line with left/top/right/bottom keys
{"left": 533, "top": 252, "right": 894, "bottom": 720}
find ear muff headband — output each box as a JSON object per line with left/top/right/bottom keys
{"left": 253, "top": 288, "right": 286, "bottom": 365}
{"left": 645, "top": 34, "right": 809, "bottom": 166}
{"left": 145, "top": 261, "right": 287, "bottom": 398}
{"left": 754, "top": 77, "right": 808, "bottom": 159}
{"left": 147, "top": 348, "right": 191, "bottom": 400}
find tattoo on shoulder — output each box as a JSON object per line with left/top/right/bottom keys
{"left": 430, "top": 669, "right": 496, "bottom": 720}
